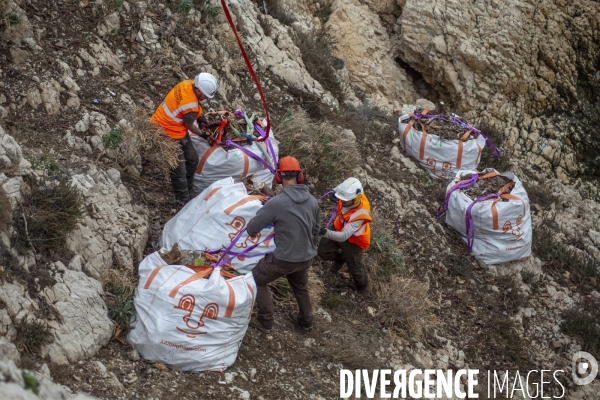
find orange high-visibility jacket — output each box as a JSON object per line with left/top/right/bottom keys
{"left": 333, "top": 194, "right": 372, "bottom": 249}
{"left": 151, "top": 80, "right": 203, "bottom": 140}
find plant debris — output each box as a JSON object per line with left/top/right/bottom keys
{"left": 407, "top": 109, "right": 478, "bottom": 141}
{"left": 459, "top": 174, "right": 514, "bottom": 199}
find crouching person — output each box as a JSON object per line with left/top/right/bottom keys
{"left": 247, "top": 156, "right": 320, "bottom": 333}
{"left": 318, "top": 178, "right": 371, "bottom": 294}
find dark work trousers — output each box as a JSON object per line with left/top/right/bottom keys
{"left": 252, "top": 254, "right": 313, "bottom": 330}
{"left": 170, "top": 133, "right": 199, "bottom": 205}
{"left": 317, "top": 237, "right": 369, "bottom": 290}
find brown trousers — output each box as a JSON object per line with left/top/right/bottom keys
{"left": 252, "top": 254, "right": 313, "bottom": 330}
{"left": 317, "top": 237, "right": 369, "bottom": 290}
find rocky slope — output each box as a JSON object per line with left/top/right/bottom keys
{"left": 0, "top": 0, "right": 599, "bottom": 398}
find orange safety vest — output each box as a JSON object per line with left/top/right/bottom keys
{"left": 333, "top": 194, "right": 371, "bottom": 249}
{"left": 151, "top": 80, "right": 203, "bottom": 140}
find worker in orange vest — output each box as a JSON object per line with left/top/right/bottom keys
{"left": 151, "top": 72, "right": 218, "bottom": 206}
{"left": 318, "top": 177, "right": 371, "bottom": 294}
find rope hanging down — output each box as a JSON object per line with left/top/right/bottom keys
{"left": 221, "top": 0, "right": 271, "bottom": 142}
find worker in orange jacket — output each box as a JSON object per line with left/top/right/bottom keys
{"left": 151, "top": 73, "right": 218, "bottom": 206}
{"left": 318, "top": 177, "right": 371, "bottom": 294}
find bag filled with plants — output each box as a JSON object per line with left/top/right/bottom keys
{"left": 190, "top": 110, "right": 279, "bottom": 193}
{"left": 398, "top": 107, "right": 501, "bottom": 179}
{"left": 438, "top": 168, "right": 532, "bottom": 265}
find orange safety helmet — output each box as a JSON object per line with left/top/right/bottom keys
{"left": 275, "top": 156, "right": 304, "bottom": 184}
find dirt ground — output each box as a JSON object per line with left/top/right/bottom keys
{"left": 1, "top": 1, "right": 596, "bottom": 399}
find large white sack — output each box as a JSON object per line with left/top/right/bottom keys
{"left": 444, "top": 169, "right": 532, "bottom": 265}
{"left": 159, "top": 177, "right": 275, "bottom": 274}
{"left": 190, "top": 129, "right": 279, "bottom": 193}
{"left": 398, "top": 114, "right": 487, "bottom": 179}
{"left": 128, "top": 251, "right": 256, "bottom": 371}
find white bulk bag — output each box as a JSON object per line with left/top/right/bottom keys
{"left": 190, "top": 131, "right": 279, "bottom": 193}
{"left": 444, "top": 169, "right": 532, "bottom": 265}
{"left": 398, "top": 114, "right": 487, "bottom": 179}
{"left": 127, "top": 251, "right": 256, "bottom": 371}
{"left": 159, "top": 177, "right": 275, "bottom": 274}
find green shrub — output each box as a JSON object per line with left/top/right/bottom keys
{"left": 24, "top": 153, "right": 60, "bottom": 177}
{"left": 103, "top": 127, "right": 123, "bottom": 149}
{"left": 21, "top": 371, "right": 40, "bottom": 395}
{"left": 14, "top": 317, "right": 51, "bottom": 355}
{"left": 105, "top": 279, "right": 135, "bottom": 328}
{"left": 369, "top": 233, "right": 406, "bottom": 277}
{"left": 205, "top": 4, "right": 221, "bottom": 17}
{"left": 106, "top": 0, "right": 124, "bottom": 11}
{"left": 0, "top": 0, "right": 20, "bottom": 33}
{"left": 179, "top": 0, "right": 193, "bottom": 13}
{"left": 320, "top": 292, "right": 353, "bottom": 309}
{"left": 15, "top": 178, "right": 84, "bottom": 254}
{"left": 313, "top": 1, "right": 333, "bottom": 22}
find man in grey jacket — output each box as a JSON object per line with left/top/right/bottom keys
{"left": 247, "top": 156, "right": 320, "bottom": 333}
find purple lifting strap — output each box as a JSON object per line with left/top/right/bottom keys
{"left": 436, "top": 174, "right": 479, "bottom": 217}
{"left": 253, "top": 122, "right": 277, "bottom": 162}
{"left": 413, "top": 112, "right": 502, "bottom": 158}
{"left": 318, "top": 190, "right": 337, "bottom": 228}
{"left": 212, "top": 228, "right": 275, "bottom": 268}
{"left": 225, "top": 140, "right": 276, "bottom": 174}
{"left": 465, "top": 192, "right": 500, "bottom": 253}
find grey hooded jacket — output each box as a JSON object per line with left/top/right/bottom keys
{"left": 247, "top": 185, "right": 320, "bottom": 263}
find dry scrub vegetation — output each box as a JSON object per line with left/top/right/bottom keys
{"left": 103, "top": 269, "right": 136, "bottom": 340}
{"left": 367, "top": 214, "right": 440, "bottom": 340}
{"left": 276, "top": 108, "right": 358, "bottom": 188}
{"left": 120, "top": 107, "right": 181, "bottom": 174}
{"left": 14, "top": 177, "right": 84, "bottom": 256}
{"left": 0, "top": 0, "right": 21, "bottom": 33}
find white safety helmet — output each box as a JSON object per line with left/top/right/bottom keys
{"left": 334, "top": 177, "right": 363, "bottom": 201}
{"left": 194, "top": 73, "right": 218, "bottom": 98}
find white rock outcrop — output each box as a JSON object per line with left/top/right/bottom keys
{"left": 40, "top": 263, "right": 113, "bottom": 365}
{"left": 0, "top": 359, "right": 97, "bottom": 400}
{"left": 67, "top": 166, "right": 148, "bottom": 279}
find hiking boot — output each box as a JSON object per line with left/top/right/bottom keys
{"left": 249, "top": 318, "right": 272, "bottom": 334}
{"left": 329, "top": 260, "right": 345, "bottom": 273}
{"left": 288, "top": 311, "right": 313, "bottom": 332}
{"left": 357, "top": 286, "right": 370, "bottom": 296}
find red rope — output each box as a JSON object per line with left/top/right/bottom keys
{"left": 220, "top": 0, "right": 270, "bottom": 142}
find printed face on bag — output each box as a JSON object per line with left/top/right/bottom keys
{"left": 426, "top": 157, "right": 453, "bottom": 179}
{"left": 502, "top": 214, "right": 524, "bottom": 241}
{"left": 174, "top": 294, "right": 219, "bottom": 338}
{"left": 227, "top": 216, "right": 246, "bottom": 241}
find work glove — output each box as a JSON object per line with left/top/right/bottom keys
{"left": 197, "top": 115, "right": 208, "bottom": 128}
{"left": 319, "top": 227, "right": 328, "bottom": 236}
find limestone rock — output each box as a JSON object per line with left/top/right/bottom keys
{"left": 67, "top": 166, "right": 148, "bottom": 279}
{"left": 89, "top": 39, "right": 123, "bottom": 72}
{"left": 39, "top": 82, "right": 62, "bottom": 115}
{"left": 226, "top": 0, "right": 338, "bottom": 108}
{"left": 26, "top": 88, "right": 42, "bottom": 109}
{"left": 0, "top": 360, "right": 98, "bottom": 399}
{"left": 327, "top": 0, "right": 418, "bottom": 111}
{"left": 0, "top": 338, "right": 20, "bottom": 364}
{"left": 97, "top": 12, "right": 120, "bottom": 37}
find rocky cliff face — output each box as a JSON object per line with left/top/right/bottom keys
{"left": 396, "top": 0, "right": 599, "bottom": 181}
{"left": 0, "top": 0, "right": 599, "bottom": 398}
